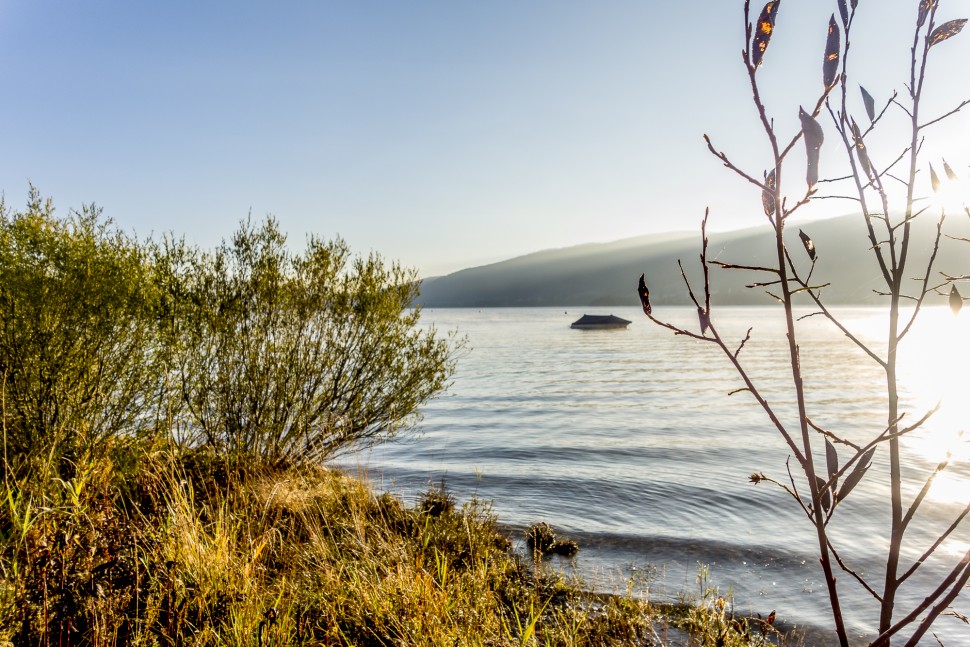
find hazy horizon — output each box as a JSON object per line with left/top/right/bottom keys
{"left": 1, "top": 2, "right": 968, "bottom": 277}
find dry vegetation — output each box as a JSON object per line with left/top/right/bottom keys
{"left": 0, "top": 439, "right": 798, "bottom": 646}
{"left": 0, "top": 196, "right": 801, "bottom": 645}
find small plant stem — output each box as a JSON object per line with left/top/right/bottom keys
{"left": 880, "top": 6, "right": 937, "bottom": 636}
{"left": 748, "top": 7, "right": 852, "bottom": 633}
{"left": 775, "top": 215, "right": 850, "bottom": 647}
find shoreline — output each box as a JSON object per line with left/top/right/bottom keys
{"left": 3, "top": 445, "right": 809, "bottom": 645}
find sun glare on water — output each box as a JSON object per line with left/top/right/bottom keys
{"left": 895, "top": 307, "right": 970, "bottom": 505}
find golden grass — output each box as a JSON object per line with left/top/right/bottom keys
{"left": 0, "top": 444, "right": 798, "bottom": 646}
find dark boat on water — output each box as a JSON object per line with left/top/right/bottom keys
{"left": 569, "top": 314, "right": 631, "bottom": 329}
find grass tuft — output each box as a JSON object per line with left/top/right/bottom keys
{"left": 0, "top": 444, "right": 800, "bottom": 645}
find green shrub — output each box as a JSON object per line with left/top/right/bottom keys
{"left": 0, "top": 188, "right": 160, "bottom": 473}
{"left": 158, "top": 216, "right": 457, "bottom": 463}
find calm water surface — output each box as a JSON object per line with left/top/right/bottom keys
{"left": 340, "top": 306, "right": 970, "bottom": 646}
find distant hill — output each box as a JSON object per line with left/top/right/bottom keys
{"left": 417, "top": 215, "right": 970, "bottom": 307}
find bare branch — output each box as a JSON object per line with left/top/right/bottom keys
{"left": 898, "top": 500, "right": 970, "bottom": 586}
{"left": 647, "top": 314, "right": 714, "bottom": 343}
{"left": 709, "top": 260, "right": 780, "bottom": 274}
{"left": 811, "top": 194, "right": 862, "bottom": 202}
{"left": 790, "top": 284, "right": 831, "bottom": 295}
{"left": 806, "top": 417, "right": 861, "bottom": 451}
{"left": 891, "top": 97, "right": 914, "bottom": 118}
{"left": 900, "top": 433, "right": 960, "bottom": 535}
{"left": 940, "top": 271, "right": 970, "bottom": 281}
{"left": 899, "top": 213, "right": 946, "bottom": 341}
{"left": 677, "top": 259, "right": 704, "bottom": 311}
{"left": 870, "top": 551, "right": 970, "bottom": 647}
{"left": 733, "top": 327, "right": 753, "bottom": 358}
{"left": 790, "top": 280, "right": 886, "bottom": 368}
{"left": 890, "top": 206, "right": 930, "bottom": 232}
{"left": 746, "top": 280, "right": 782, "bottom": 288}
{"left": 824, "top": 103, "right": 894, "bottom": 286}
{"left": 919, "top": 98, "right": 970, "bottom": 130}
{"left": 816, "top": 408, "right": 935, "bottom": 500}
{"left": 861, "top": 90, "right": 900, "bottom": 137}
{"left": 704, "top": 134, "right": 770, "bottom": 191}
{"left": 826, "top": 536, "right": 882, "bottom": 602}
{"left": 886, "top": 173, "right": 910, "bottom": 187}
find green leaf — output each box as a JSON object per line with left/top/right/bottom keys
{"left": 799, "top": 107, "right": 824, "bottom": 187}
{"left": 860, "top": 85, "right": 875, "bottom": 122}
{"left": 823, "top": 15, "right": 841, "bottom": 89}
{"left": 752, "top": 1, "right": 781, "bottom": 68}
{"left": 929, "top": 19, "right": 967, "bottom": 47}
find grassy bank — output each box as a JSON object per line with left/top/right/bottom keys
{"left": 0, "top": 197, "right": 802, "bottom": 646}
{"left": 0, "top": 439, "right": 798, "bottom": 646}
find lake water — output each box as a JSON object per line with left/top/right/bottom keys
{"left": 338, "top": 306, "right": 970, "bottom": 646}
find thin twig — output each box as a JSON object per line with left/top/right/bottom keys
{"left": 733, "top": 327, "right": 752, "bottom": 358}
{"left": 919, "top": 98, "right": 970, "bottom": 130}
{"left": 708, "top": 261, "right": 780, "bottom": 274}
{"left": 826, "top": 536, "right": 882, "bottom": 602}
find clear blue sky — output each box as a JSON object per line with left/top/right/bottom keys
{"left": 1, "top": 1, "right": 967, "bottom": 276}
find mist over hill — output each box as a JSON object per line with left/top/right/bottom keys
{"left": 417, "top": 214, "right": 970, "bottom": 307}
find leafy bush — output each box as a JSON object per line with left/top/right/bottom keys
{"left": 0, "top": 188, "right": 160, "bottom": 473}
{"left": 160, "top": 217, "right": 456, "bottom": 463}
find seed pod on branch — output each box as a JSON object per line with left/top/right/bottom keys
{"left": 823, "top": 15, "right": 841, "bottom": 89}
{"left": 929, "top": 19, "right": 967, "bottom": 48}
{"left": 637, "top": 274, "right": 652, "bottom": 316}
{"left": 836, "top": 447, "right": 875, "bottom": 503}
{"left": 799, "top": 107, "right": 824, "bottom": 187}
{"left": 860, "top": 85, "right": 876, "bottom": 122}
{"left": 837, "top": 0, "right": 849, "bottom": 28}
{"left": 815, "top": 475, "right": 832, "bottom": 514}
{"left": 851, "top": 119, "right": 873, "bottom": 180}
{"left": 762, "top": 168, "right": 777, "bottom": 217}
{"left": 917, "top": 0, "right": 932, "bottom": 29}
{"left": 825, "top": 439, "right": 839, "bottom": 489}
{"left": 751, "top": 1, "right": 781, "bottom": 68}
{"left": 697, "top": 307, "right": 710, "bottom": 334}
{"left": 799, "top": 229, "right": 817, "bottom": 261}
{"left": 943, "top": 159, "right": 958, "bottom": 181}
{"left": 929, "top": 163, "right": 941, "bottom": 193}
{"left": 950, "top": 284, "right": 963, "bottom": 315}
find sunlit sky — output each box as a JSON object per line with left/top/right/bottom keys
{"left": 1, "top": 1, "right": 968, "bottom": 276}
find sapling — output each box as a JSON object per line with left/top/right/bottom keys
{"left": 640, "top": 1, "right": 970, "bottom": 645}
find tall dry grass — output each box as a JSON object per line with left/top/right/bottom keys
{"left": 0, "top": 442, "right": 793, "bottom": 646}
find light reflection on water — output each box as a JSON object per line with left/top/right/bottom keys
{"left": 339, "top": 306, "right": 970, "bottom": 646}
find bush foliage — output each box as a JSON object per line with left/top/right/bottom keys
{"left": 159, "top": 218, "right": 455, "bottom": 462}
{"left": 0, "top": 189, "right": 161, "bottom": 472}
{"left": 0, "top": 191, "right": 455, "bottom": 470}
{"left": 0, "top": 193, "right": 793, "bottom": 645}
